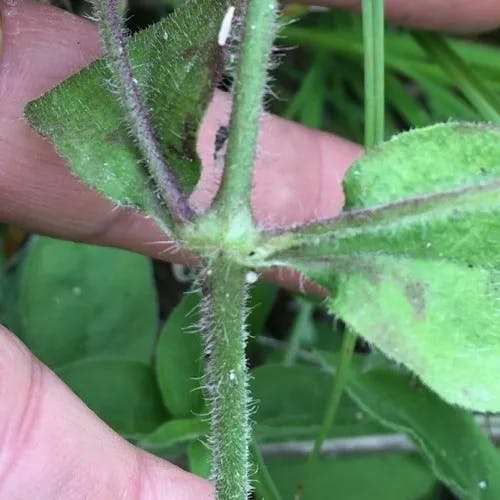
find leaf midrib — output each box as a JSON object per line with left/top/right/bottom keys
{"left": 264, "top": 178, "right": 500, "bottom": 264}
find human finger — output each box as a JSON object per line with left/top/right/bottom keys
{"left": 300, "top": 0, "right": 500, "bottom": 33}
{"left": 0, "top": 325, "right": 213, "bottom": 499}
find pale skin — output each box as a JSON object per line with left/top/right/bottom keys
{"left": 0, "top": 1, "right": 498, "bottom": 498}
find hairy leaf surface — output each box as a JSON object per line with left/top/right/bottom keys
{"left": 25, "top": 0, "right": 230, "bottom": 221}
{"left": 273, "top": 123, "right": 500, "bottom": 410}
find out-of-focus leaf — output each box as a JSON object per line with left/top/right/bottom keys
{"left": 267, "top": 453, "right": 436, "bottom": 500}
{"left": 138, "top": 418, "right": 208, "bottom": 455}
{"left": 58, "top": 358, "right": 166, "bottom": 435}
{"left": 247, "top": 281, "right": 278, "bottom": 336}
{"left": 20, "top": 237, "right": 157, "bottom": 368}
{"left": 251, "top": 364, "right": 382, "bottom": 442}
{"left": 0, "top": 264, "right": 23, "bottom": 336}
{"left": 320, "top": 352, "right": 500, "bottom": 500}
{"left": 155, "top": 292, "right": 203, "bottom": 418}
{"left": 188, "top": 440, "right": 211, "bottom": 479}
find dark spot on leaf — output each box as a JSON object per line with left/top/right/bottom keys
{"left": 182, "top": 45, "right": 199, "bottom": 61}
{"left": 180, "top": 114, "right": 198, "bottom": 159}
{"left": 105, "top": 125, "right": 130, "bottom": 146}
{"left": 404, "top": 281, "right": 427, "bottom": 320}
{"left": 106, "top": 129, "right": 122, "bottom": 144}
{"left": 356, "top": 260, "right": 381, "bottom": 285}
{"left": 167, "top": 144, "right": 184, "bottom": 158}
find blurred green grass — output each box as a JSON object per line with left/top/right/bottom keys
{"left": 41, "top": 0, "right": 500, "bottom": 144}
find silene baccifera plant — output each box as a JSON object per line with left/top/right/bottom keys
{"left": 24, "top": 0, "right": 500, "bottom": 498}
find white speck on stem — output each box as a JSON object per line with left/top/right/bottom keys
{"left": 479, "top": 480, "right": 488, "bottom": 490}
{"left": 229, "top": 370, "right": 236, "bottom": 382}
{"left": 218, "top": 6, "right": 235, "bottom": 46}
{"left": 245, "top": 271, "right": 258, "bottom": 284}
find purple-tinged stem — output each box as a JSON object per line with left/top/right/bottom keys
{"left": 93, "top": 0, "right": 195, "bottom": 223}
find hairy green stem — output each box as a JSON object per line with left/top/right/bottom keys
{"left": 215, "top": 0, "right": 278, "bottom": 233}
{"left": 362, "top": 0, "right": 385, "bottom": 148}
{"left": 92, "top": 0, "right": 195, "bottom": 223}
{"left": 413, "top": 32, "right": 500, "bottom": 122}
{"left": 201, "top": 256, "right": 251, "bottom": 499}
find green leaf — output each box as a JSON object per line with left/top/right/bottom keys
{"left": 253, "top": 365, "right": 435, "bottom": 499}
{"left": 57, "top": 358, "right": 166, "bottom": 435}
{"left": 344, "top": 123, "right": 500, "bottom": 211}
{"left": 321, "top": 353, "right": 500, "bottom": 500}
{"left": 0, "top": 261, "right": 23, "bottom": 337}
{"left": 247, "top": 281, "right": 278, "bottom": 337}
{"left": 188, "top": 440, "right": 211, "bottom": 479}
{"left": 155, "top": 292, "right": 204, "bottom": 418}
{"left": 25, "top": 0, "right": 230, "bottom": 218}
{"left": 251, "top": 364, "right": 383, "bottom": 442}
{"left": 20, "top": 237, "right": 157, "bottom": 368}
{"left": 273, "top": 123, "right": 500, "bottom": 411}
{"left": 266, "top": 454, "right": 436, "bottom": 500}
{"left": 138, "top": 418, "right": 208, "bottom": 455}
{"left": 0, "top": 228, "right": 5, "bottom": 272}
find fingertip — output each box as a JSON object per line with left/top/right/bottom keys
{"left": 0, "top": 324, "right": 212, "bottom": 498}
{"left": 140, "top": 453, "right": 214, "bottom": 499}
{"left": 0, "top": 0, "right": 101, "bottom": 114}
{"left": 305, "top": 0, "right": 500, "bottom": 33}
{"left": 252, "top": 115, "right": 361, "bottom": 227}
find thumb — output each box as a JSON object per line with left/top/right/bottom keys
{"left": 0, "top": 325, "right": 213, "bottom": 499}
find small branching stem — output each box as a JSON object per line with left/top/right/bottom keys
{"left": 297, "top": 329, "right": 357, "bottom": 496}
{"left": 362, "top": 0, "right": 385, "bottom": 149}
{"left": 93, "top": 0, "right": 195, "bottom": 223}
{"left": 298, "top": 1, "right": 385, "bottom": 497}
{"left": 200, "top": 257, "right": 251, "bottom": 499}
{"left": 215, "top": 0, "right": 279, "bottom": 231}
